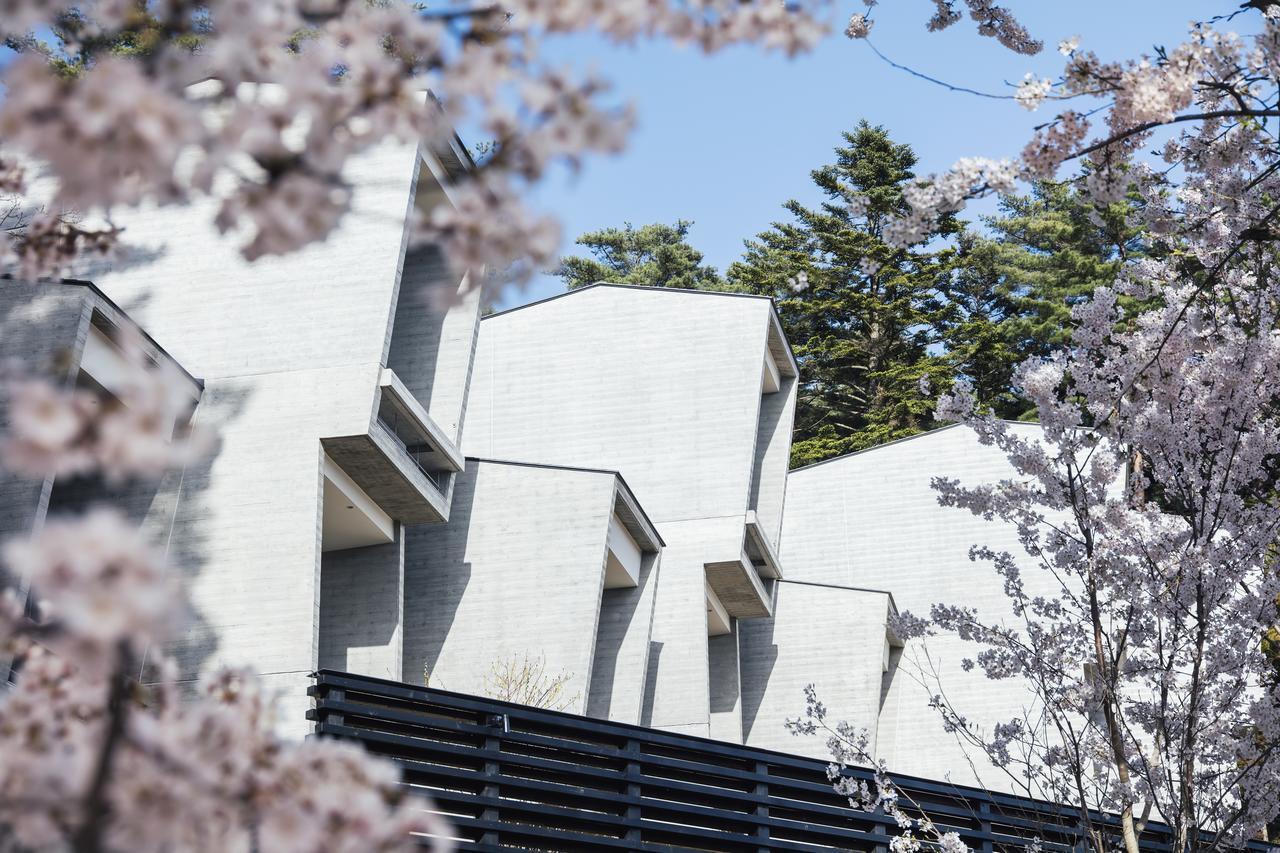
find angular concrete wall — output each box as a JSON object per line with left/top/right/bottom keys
{"left": 386, "top": 244, "right": 479, "bottom": 446}
{"left": 57, "top": 141, "right": 476, "bottom": 736}
{"left": 82, "top": 140, "right": 425, "bottom": 381}
{"left": 468, "top": 285, "right": 798, "bottom": 738}
{"left": 748, "top": 327, "right": 796, "bottom": 551}
{"left": 708, "top": 629, "right": 743, "bottom": 742}
{"left": 0, "top": 284, "right": 89, "bottom": 546}
{"left": 586, "top": 548, "right": 660, "bottom": 725}
{"left": 403, "top": 460, "right": 650, "bottom": 715}
{"left": 468, "top": 286, "right": 788, "bottom": 524}
{"left": 780, "top": 424, "right": 1051, "bottom": 788}
{"left": 639, "top": 514, "right": 745, "bottom": 736}
{"left": 739, "top": 580, "right": 895, "bottom": 760}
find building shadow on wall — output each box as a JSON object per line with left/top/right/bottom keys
{"left": 403, "top": 465, "right": 477, "bottom": 687}
{"left": 586, "top": 550, "right": 659, "bottom": 721}
{"left": 639, "top": 640, "right": 663, "bottom": 727}
{"left": 156, "top": 381, "right": 252, "bottom": 688}
{"left": 0, "top": 278, "right": 250, "bottom": 690}
{"left": 739, "top": 608, "right": 779, "bottom": 741}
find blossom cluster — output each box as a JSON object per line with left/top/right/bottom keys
{"left": 846, "top": 0, "right": 1039, "bottom": 54}
{"left": 847, "top": 6, "right": 1280, "bottom": 274}
{"left": 787, "top": 684, "right": 981, "bottom": 853}
{"left": 0, "top": 338, "right": 450, "bottom": 851}
{"left": 919, "top": 260, "right": 1280, "bottom": 843}
{"left": 808, "top": 11, "right": 1280, "bottom": 844}
{"left": 0, "top": 328, "right": 208, "bottom": 482}
{"left": 0, "top": 0, "right": 835, "bottom": 290}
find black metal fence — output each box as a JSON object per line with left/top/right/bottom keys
{"left": 308, "top": 670, "right": 1270, "bottom": 852}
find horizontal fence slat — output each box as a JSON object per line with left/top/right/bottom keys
{"left": 309, "top": 670, "right": 1273, "bottom": 853}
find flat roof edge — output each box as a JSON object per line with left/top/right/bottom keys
{"left": 1, "top": 275, "right": 205, "bottom": 390}
{"left": 465, "top": 455, "right": 664, "bottom": 548}
{"left": 787, "top": 419, "right": 1045, "bottom": 474}
{"left": 482, "top": 281, "right": 780, "bottom": 322}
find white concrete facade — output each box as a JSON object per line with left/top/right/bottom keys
{"left": 3, "top": 138, "right": 479, "bottom": 731}
{"left": 466, "top": 285, "right": 804, "bottom": 738}
{"left": 402, "top": 457, "right": 661, "bottom": 723}
{"left": 2, "top": 143, "right": 1046, "bottom": 792}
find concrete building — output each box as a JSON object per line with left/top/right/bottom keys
{"left": 0, "top": 278, "right": 201, "bottom": 580}
{"left": 1, "top": 149, "right": 1046, "bottom": 791}
{"left": 465, "top": 285, "right": 798, "bottom": 739}
{"left": 402, "top": 457, "right": 662, "bottom": 725}
{"left": 4, "top": 135, "right": 480, "bottom": 729}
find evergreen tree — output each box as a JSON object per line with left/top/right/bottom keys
{"left": 555, "top": 220, "right": 728, "bottom": 291}
{"left": 942, "top": 182, "right": 1145, "bottom": 420}
{"left": 727, "top": 121, "right": 957, "bottom": 468}
{"left": 3, "top": 5, "right": 206, "bottom": 78}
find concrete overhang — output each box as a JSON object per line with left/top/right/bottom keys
{"left": 706, "top": 583, "right": 732, "bottom": 636}
{"left": 605, "top": 475, "right": 662, "bottom": 589}
{"left": 605, "top": 514, "right": 643, "bottom": 588}
{"left": 611, "top": 476, "right": 662, "bottom": 551}
{"left": 320, "top": 368, "right": 463, "bottom": 525}
{"left": 321, "top": 427, "right": 449, "bottom": 524}
{"left": 705, "top": 547, "right": 773, "bottom": 620}
{"left": 321, "top": 454, "right": 395, "bottom": 552}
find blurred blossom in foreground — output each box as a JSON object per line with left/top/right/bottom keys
{"left": 0, "top": 0, "right": 836, "bottom": 293}
{"left": 0, "top": 329, "right": 452, "bottom": 851}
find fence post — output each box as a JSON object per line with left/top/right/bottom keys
{"left": 480, "top": 712, "right": 505, "bottom": 846}
{"left": 755, "top": 759, "right": 771, "bottom": 853}
{"left": 321, "top": 685, "right": 344, "bottom": 729}
{"left": 979, "top": 800, "right": 994, "bottom": 853}
{"left": 624, "top": 738, "right": 642, "bottom": 847}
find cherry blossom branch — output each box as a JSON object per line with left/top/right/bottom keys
{"left": 1069, "top": 109, "right": 1280, "bottom": 161}
{"left": 71, "top": 642, "right": 133, "bottom": 853}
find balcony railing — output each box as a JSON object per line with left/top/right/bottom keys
{"left": 376, "top": 408, "right": 450, "bottom": 492}
{"left": 308, "top": 671, "right": 1268, "bottom": 853}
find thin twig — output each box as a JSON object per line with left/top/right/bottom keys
{"left": 864, "top": 40, "right": 1013, "bottom": 100}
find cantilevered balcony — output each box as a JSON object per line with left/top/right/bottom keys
{"left": 702, "top": 511, "right": 784, "bottom": 621}
{"left": 321, "top": 368, "right": 463, "bottom": 525}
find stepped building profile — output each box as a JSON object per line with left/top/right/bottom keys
{"left": 0, "top": 136, "right": 1071, "bottom": 844}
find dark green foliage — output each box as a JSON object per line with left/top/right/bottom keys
{"left": 555, "top": 220, "right": 730, "bottom": 292}
{"left": 943, "top": 182, "right": 1145, "bottom": 421}
{"left": 727, "top": 121, "right": 957, "bottom": 468}
{"left": 4, "top": 4, "right": 207, "bottom": 78}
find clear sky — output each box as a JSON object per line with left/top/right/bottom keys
{"left": 500, "top": 1, "right": 1253, "bottom": 309}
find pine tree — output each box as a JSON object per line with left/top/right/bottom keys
{"left": 727, "top": 121, "right": 957, "bottom": 468}
{"left": 555, "top": 220, "right": 729, "bottom": 291}
{"left": 942, "top": 181, "right": 1146, "bottom": 420}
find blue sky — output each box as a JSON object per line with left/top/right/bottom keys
{"left": 501, "top": 1, "right": 1252, "bottom": 309}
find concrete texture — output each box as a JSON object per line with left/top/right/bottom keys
{"left": 0, "top": 284, "right": 89, "bottom": 550}
{"left": 386, "top": 245, "right": 479, "bottom": 447}
{"left": 708, "top": 629, "right": 743, "bottom": 742}
{"left": 586, "top": 549, "right": 659, "bottom": 724}
{"left": 2, "top": 160, "right": 1055, "bottom": 805}
{"left": 739, "top": 580, "right": 896, "bottom": 761}
{"left": 63, "top": 140, "right": 479, "bottom": 736}
{"left": 0, "top": 281, "right": 199, "bottom": 589}
{"left": 403, "top": 459, "right": 659, "bottom": 720}
{"left": 319, "top": 525, "right": 404, "bottom": 680}
{"left": 469, "top": 286, "right": 795, "bottom": 528}
{"left": 468, "top": 284, "right": 798, "bottom": 738}
{"left": 780, "top": 423, "right": 1053, "bottom": 788}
